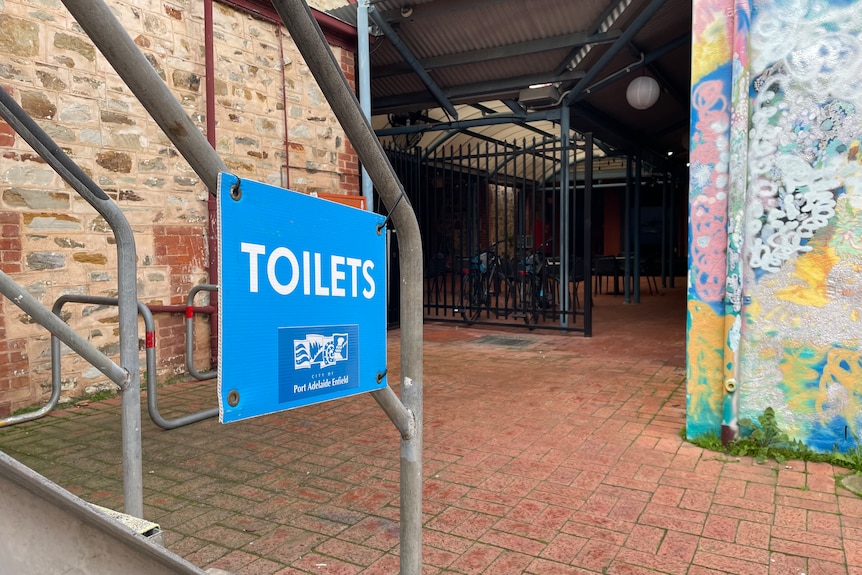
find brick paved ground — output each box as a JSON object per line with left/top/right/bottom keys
{"left": 2, "top": 284, "right": 860, "bottom": 574}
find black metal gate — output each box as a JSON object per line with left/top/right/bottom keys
{"left": 380, "top": 136, "right": 593, "bottom": 334}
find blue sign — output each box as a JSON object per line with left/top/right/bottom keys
{"left": 217, "top": 173, "right": 387, "bottom": 423}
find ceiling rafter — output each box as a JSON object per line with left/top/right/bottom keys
{"left": 563, "top": 0, "right": 669, "bottom": 105}
{"left": 372, "top": 30, "right": 622, "bottom": 78}
{"left": 373, "top": 69, "right": 584, "bottom": 115}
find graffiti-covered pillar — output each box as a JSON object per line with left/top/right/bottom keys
{"left": 686, "top": 0, "right": 738, "bottom": 438}
{"left": 688, "top": 0, "right": 862, "bottom": 452}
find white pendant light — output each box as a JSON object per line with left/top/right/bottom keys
{"left": 626, "top": 75, "right": 660, "bottom": 110}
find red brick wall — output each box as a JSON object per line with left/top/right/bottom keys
{"left": 337, "top": 49, "right": 360, "bottom": 196}
{"left": 0, "top": 211, "right": 22, "bottom": 274}
{"left": 153, "top": 225, "right": 207, "bottom": 305}
{"left": 152, "top": 225, "right": 207, "bottom": 372}
{"left": 0, "top": 119, "right": 15, "bottom": 148}
{"left": 0, "top": 211, "right": 27, "bottom": 418}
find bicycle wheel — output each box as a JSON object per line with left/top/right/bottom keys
{"left": 460, "top": 272, "right": 483, "bottom": 324}
{"left": 524, "top": 275, "right": 540, "bottom": 327}
{"left": 499, "top": 276, "right": 517, "bottom": 318}
{"left": 542, "top": 276, "right": 558, "bottom": 319}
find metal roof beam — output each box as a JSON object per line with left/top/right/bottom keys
{"left": 368, "top": 6, "right": 458, "bottom": 119}
{"left": 372, "top": 70, "right": 584, "bottom": 115}
{"left": 502, "top": 100, "right": 527, "bottom": 117}
{"left": 563, "top": 0, "right": 669, "bottom": 106}
{"left": 377, "top": 0, "right": 536, "bottom": 23}
{"left": 376, "top": 109, "right": 562, "bottom": 136}
{"left": 555, "top": 0, "right": 633, "bottom": 75}
{"left": 572, "top": 33, "right": 689, "bottom": 100}
{"left": 373, "top": 30, "right": 622, "bottom": 78}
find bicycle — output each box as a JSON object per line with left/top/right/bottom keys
{"left": 457, "top": 241, "right": 516, "bottom": 324}
{"left": 519, "top": 239, "right": 557, "bottom": 327}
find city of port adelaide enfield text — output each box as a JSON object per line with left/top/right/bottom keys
{"left": 217, "top": 173, "right": 387, "bottom": 423}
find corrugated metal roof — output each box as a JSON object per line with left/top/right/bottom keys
{"left": 330, "top": 0, "right": 691, "bottom": 177}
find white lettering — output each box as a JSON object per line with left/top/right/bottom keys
{"left": 331, "top": 255, "right": 346, "bottom": 297}
{"left": 267, "top": 247, "right": 299, "bottom": 295}
{"left": 240, "top": 242, "right": 265, "bottom": 292}
{"left": 346, "top": 257, "right": 362, "bottom": 297}
{"left": 362, "top": 260, "right": 375, "bottom": 299}
{"left": 302, "top": 251, "right": 311, "bottom": 295}
{"left": 314, "top": 252, "right": 329, "bottom": 296}
{"left": 241, "top": 244, "right": 376, "bottom": 299}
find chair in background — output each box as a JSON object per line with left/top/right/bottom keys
{"left": 594, "top": 256, "right": 618, "bottom": 295}
{"left": 640, "top": 256, "right": 660, "bottom": 295}
{"left": 569, "top": 256, "right": 586, "bottom": 311}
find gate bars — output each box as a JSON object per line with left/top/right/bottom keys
{"left": 388, "top": 132, "right": 594, "bottom": 334}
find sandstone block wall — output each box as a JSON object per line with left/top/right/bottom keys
{"left": 0, "top": 0, "right": 360, "bottom": 416}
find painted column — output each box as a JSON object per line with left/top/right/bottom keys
{"left": 738, "top": 0, "right": 862, "bottom": 451}
{"left": 686, "top": 0, "right": 735, "bottom": 438}
{"left": 688, "top": 0, "right": 862, "bottom": 451}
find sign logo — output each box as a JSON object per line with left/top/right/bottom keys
{"left": 294, "top": 333, "right": 349, "bottom": 369}
{"left": 278, "top": 325, "right": 360, "bottom": 403}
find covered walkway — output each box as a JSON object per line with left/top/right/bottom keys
{"left": 1, "top": 287, "right": 858, "bottom": 574}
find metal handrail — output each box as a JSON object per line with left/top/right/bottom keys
{"left": 52, "top": 295, "right": 219, "bottom": 430}
{"left": 0, "top": 315, "right": 62, "bottom": 428}
{"left": 0, "top": 86, "right": 144, "bottom": 518}
{"left": 185, "top": 285, "right": 218, "bottom": 381}
{"left": 269, "top": 3, "right": 424, "bottom": 574}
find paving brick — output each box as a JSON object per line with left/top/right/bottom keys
{"left": 845, "top": 538, "right": 862, "bottom": 566}
{"left": 807, "top": 510, "right": 842, "bottom": 536}
{"left": 479, "top": 528, "right": 547, "bottom": 556}
{"left": 608, "top": 562, "right": 680, "bottom": 575}
{"left": 736, "top": 520, "right": 771, "bottom": 549}
{"left": 484, "top": 550, "right": 533, "bottom": 574}
{"left": 650, "top": 484, "right": 684, "bottom": 506}
{"left": 771, "top": 524, "right": 843, "bottom": 550}
{"left": 525, "top": 558, "right": 602, "bottom": 574}
{"left": 692, "top": 550, "right": 767, "bottom": 575}
{"left": 291, "top": 553, "right": 361, "bottom": 575}
{"left": 768, "top": 538, "right": 845, "bottom": 563}
{"left": 614, "top": 548, "right": 689, "bottom": 575}
{"left": 447, "top": 542, "right": 502, "bottom": 574}
{"left": 313, "top": 538, "right": 383, "bottom": 567}
{"left": 540, "top": 532, "right": 589, "bottom": 563}
{"left": 768, "top": 552, "right": 808, "bottom": 575}
{"left": 807, "top": 558, "right": 848, "bottom": 575}
{"left": 625, "top": 524, "right": 665, "bottom": 554}
{"left": 697, "top": 538, "right": 769, "bottom": 564}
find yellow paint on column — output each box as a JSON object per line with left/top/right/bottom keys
{"left": 775, "top": 246, "right": 839, "bottom": 308}
{"left": 687, "top": 299, "right": 725, "bottom": 425}
{"left": 817, "top": 347, "right": 862, "bottom": 435}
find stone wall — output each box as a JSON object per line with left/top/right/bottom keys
{"left": 0, "top": 0, "right": 359, "bottom": 415}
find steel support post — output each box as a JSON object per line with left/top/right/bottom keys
{"left": 624, "top": 156, "right": 632, "bottom": 303}
{"left": 661, "top": 172, "right": 668, "bottom": 287}
{"left": 559, "top": 105, "right": 571, "bottom": 328}
{"left": 634, "top": 155, "right": 642, "bottom": 303}
{"left": 583, "top": 133, "right": 593, "bottom": 337}
{"left": 269, "top": 2, "right": 423, "bottom": 573}
{"left": 357, "top": 0, "right": 374, "bottom": 209}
